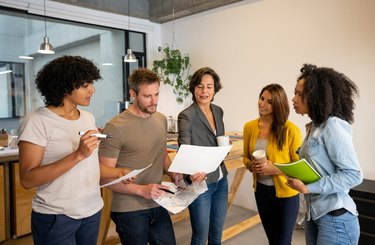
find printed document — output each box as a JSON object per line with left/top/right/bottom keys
{"left": 168, "top": 144, "right": 232, "bottom": 174}
{"left": 153, "top": 180, "right": 208, "bottom": 214}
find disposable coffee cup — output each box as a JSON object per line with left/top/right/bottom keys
{"left": 217, "top": 135, "right": 230, "bottom": 146}
{"left": 252, "top": 150, "right": 267, "bottom": 164}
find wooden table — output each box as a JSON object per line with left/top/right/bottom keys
{"left": 0, "top": 164, "right": 5, "bottom": 242}
{"left": 0, "top": 149, "right": 21, "bottom": 241}
{"left": 11, "top": 162, "right": 36, "bottom": 239}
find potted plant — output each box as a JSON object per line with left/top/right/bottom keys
{"left": 152, "top": 46, "right": 192, "bottom": 104}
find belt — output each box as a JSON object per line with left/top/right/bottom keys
{"left": 328, "top": 208, "right": 347, "bottom": 216}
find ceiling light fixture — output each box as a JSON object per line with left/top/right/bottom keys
{"left": 124, "top": 0, "right": 136, "bottom": 62}
{"left": 38, "top": 0, "right": 55, "bottom": 54}
{"left": 19, "top": 56, "right": 34, "bottom": 60}
{"left": 0, "top": 70, "right": 12, "bottom": 75}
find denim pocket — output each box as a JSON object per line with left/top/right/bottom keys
{"left": 305, "top": 138, "right": 319, "bottom": 157}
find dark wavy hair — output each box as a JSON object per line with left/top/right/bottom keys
{"left": 128, "top": 68, "right": 160, "bottom": 94}
{"left": 259, "top": 84, "right": 289, "bottom": 150}
{"left": 298, "top": 64, "right": 359, "bottom": 126}
{"left": 35, "top": 55, "right": 101, "bottom": 106}
{"left": 189, "top": 67, "right": 222, "bottom": 102}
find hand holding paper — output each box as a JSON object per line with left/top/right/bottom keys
{"left": 99, "top": 163, "right": 152, "bottom": 188}
{"left": 168, "top": 144, "right": 232, "bottom": 174}
{"left": 152, "top": 180, "right": 208, "bottom": 214}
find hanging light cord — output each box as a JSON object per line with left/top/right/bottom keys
{"left": 171, "top": 0, "right": 176, "bottom": 48}
{"left": 128, "top": 0, "right": 130, "bottom": 31}
{"left": 43, "top": 0, "right": 47, "bottom": 36}
{"left": 26, "top": 4, "right": 30, "bottom": 52}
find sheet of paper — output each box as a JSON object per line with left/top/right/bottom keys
{"left": 152, "top": 181, "right": 208, "bottom": 214}
{"left": 99, "top": 163, "right": 152, "bottom": 188}
{"left": 168, "top": 144, "right": 232, "bottom": 175}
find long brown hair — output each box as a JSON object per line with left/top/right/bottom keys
{"left": 259, "top": 84, "right": 289, "bottom": 150}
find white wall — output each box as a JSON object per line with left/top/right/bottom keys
{"left": 158, "top": 0, "right": 375, "bottom": 209}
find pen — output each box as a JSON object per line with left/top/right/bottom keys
{"left": 78, "top": 131, "right": 113, "bottom": 139}
{"left": 159, "top": 188, "right": 175, "bottom": 195}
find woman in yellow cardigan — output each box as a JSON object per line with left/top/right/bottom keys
{"left": 243, "top": 83, "right": 302, "bottom": 245}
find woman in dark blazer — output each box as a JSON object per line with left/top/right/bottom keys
{"left": 178, "top": 67, "right": 228, "bottom": 245}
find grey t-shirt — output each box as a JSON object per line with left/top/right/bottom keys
{"left": 99, "top": 110, "right": 167, "bottom": 212}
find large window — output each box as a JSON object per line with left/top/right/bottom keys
{"left": 0, "top": 62, "right": 26, "bottom": 118}
{"left": 0, "top": 7, "right": 146, "bottom": 126}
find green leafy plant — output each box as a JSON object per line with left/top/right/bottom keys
{"left": 152, "top": 46, "right": 192, "bottom": 104}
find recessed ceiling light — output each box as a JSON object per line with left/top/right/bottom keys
{"left": 19, "top": 55, "right": 34, "bottom": 60}
{"left": 0, "top": 70, "right": 12, "bottom": 75}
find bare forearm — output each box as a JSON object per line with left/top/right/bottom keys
{"left": 105, "top": 181, "right": 145, "bottom": 196}
{"left": 100, "top": 163, "right": 123, "bottom": 180}
{"left": 20, "top": 150, "right": 84, "bottom": 189}
{"left": 163, "top": 151, "right": 172, "bottom": 173}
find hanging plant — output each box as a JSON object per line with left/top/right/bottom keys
{"left": 152, "top": 46, "right": 192, "bottom": 104}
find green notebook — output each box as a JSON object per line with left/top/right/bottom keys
{"left": 274, "top": 158, "right": 321, "bottom": 184}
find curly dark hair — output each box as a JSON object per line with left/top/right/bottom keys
{"left": 35, "top": 55, "right": 101, "bottom": 106}
{"left": 298, "top": 64, "right": 359, "bottom": 126}
{"left": 189, "top": 67, "right": 223, "bottom": 102}
{"left": 259, "top": 84, "right": 289, "bottom": 150}
{"left": 128, "top": 68, "right": 160, "bottom": 94}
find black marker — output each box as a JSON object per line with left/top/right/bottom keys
{"left": 78, "top": 131, "right": 113, "bottom": 139}
{"left": 159, "top": 188, "right": 175, "bottom": 195}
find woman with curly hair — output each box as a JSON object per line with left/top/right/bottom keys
{"left": 243, "top": 83, "right": 302, "bottom": 245}
{"left": 18, "top": 56, "right": 129, "bottom": 244}
{"left": 288, "top": 64, "right": 363, "bottom": 245}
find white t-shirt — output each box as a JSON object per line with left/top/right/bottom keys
{"left": 18, "top": 107, "right": 103, "bottom": 219}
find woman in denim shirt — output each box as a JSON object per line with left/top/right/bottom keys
{"left": 288, "top": 64, "right": 363, "bottom": 245}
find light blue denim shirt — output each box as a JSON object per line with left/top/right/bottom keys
{"left": 299, "top": 117, "right": 363, "bottom": 220}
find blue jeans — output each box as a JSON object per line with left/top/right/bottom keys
{"left": 255, "top": 182, "right": 299, "bottom": 245}
{"left": 188, "top": 177, "right": 228, "bottom": 245}
{"left": 31, "top": 210, "right": 101, "bottom": 245}
{"left": 305, "top": 211, "right": 360, "bottom": 245}
{"left": 111, "top": 206, "right": 176, "bottom": 245}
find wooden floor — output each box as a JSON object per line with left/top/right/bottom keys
{"left": 1, "top": 205, "right": 305, "bottom": 245}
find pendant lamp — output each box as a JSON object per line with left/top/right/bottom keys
{"left": 124, "top": 0, "right": 136, "bottom": 62}
{"left": 38, "top": 0, "right": 55, "bottom": 54}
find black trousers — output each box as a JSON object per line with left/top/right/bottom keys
{"left": 255, "top": 182, "right": 300, "bottom": 245}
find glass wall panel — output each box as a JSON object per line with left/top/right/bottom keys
{"left": 129, "top": 32, "right": 145, "bottom": 52}
{"left": 0, "top": 7, "right": 146, "bottom": 127}
{"left": 0, "top": 62, "right": 26, "bottom": 118}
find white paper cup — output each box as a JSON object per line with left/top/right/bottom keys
{"left": 8, "top": 135, "right": 18, "bottom": 149}
{"left": 252, "top": 150, "right": 267, "bottom": 164}
{"left": 217, "top": 135, "right": 230, "bottom": 146}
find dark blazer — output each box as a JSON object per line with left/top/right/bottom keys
{"left": 177, "top": 102, "right": 228, "bottom": 184}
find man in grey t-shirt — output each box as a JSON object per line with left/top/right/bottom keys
{"left": 99, "top": 68, "right": 182, "bottom": 245}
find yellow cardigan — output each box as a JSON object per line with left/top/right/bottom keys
{"left": 243, "top": 119, "right": 302, "bottom": 198}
